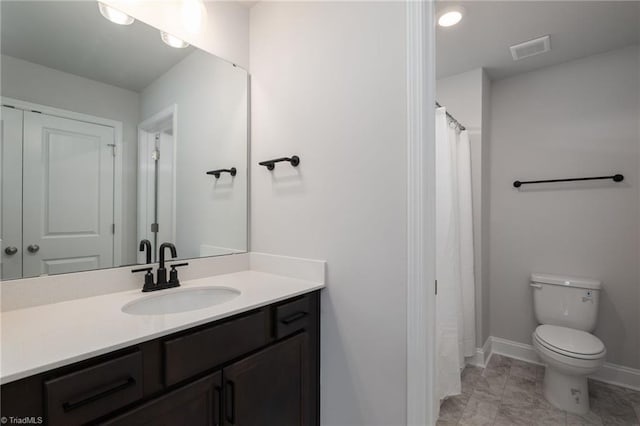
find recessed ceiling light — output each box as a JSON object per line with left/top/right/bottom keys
{"left": 160, "top": 32, "right": 190, "bottom": 49}
{"left": 98, "top": 2, "right": 134, "bottom": 26}
{"left": 438, "top": 9, "right": 463, "bottom": 27}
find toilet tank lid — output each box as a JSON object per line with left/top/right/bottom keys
{"left": 530, "top": 273, "right": 601, "bottom": 290}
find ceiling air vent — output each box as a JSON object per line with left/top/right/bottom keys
{"left": 510, "top": 35, "right": 551, "bottom": 61}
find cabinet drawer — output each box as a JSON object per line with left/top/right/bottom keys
{"left": 163, "top": 310, "right": 267, "bottom": 387}
{"left": 44, "top": 351, "right": 143, "bottom": 426}
{"left": 275, "top": 296, "right": 311, "bottom": 339}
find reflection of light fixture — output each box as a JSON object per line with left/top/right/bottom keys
{"left": 181, "top": 0, "right": 207, "bottom": 34}
{"left": 438, "top": 8, "right": 463, "bottom": 27}
{"left": 161, "top": 32, "right": 190, "bottom": 49}
{"left": 98, "top": 2, "right": 134, "bottom": 25}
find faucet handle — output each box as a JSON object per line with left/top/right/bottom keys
{"left": 132, "top": 267, "right": 156, "bottom": 292}
{"left": 168, "top": 262, "right": 189, "bottom": 287}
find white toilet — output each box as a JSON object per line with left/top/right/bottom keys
{"left": 531, "top": 273, "right": 606, "bottom": 415}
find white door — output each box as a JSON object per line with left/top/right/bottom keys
{"left": 1, "top": 106, "right": 24, "bottom": 280}
{"left": 22, "top": 111, "right": 115, "bottom": 277}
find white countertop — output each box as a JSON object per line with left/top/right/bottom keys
{"left": 0, "top": 270, "right": 324, "bottom": 384}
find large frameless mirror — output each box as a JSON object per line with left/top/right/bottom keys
{"left": 0, "top": 1, "right": 248, "bottom": 280}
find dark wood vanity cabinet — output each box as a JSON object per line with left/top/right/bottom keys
{"left": 0, "top": 291, "right": 320, "bottom": 426}
{"left": 100, "top": 372, "right": 222, "bottom": 426}
{"left": 222, "top": 333, "right": 309, "bottom": 426}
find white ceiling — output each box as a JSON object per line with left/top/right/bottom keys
{"left": 436, "top": 1, "right": 640, "bottom": 80}
{"left": 4, "top": 1, "right": 636, "bottom": 88}
{"left": 1, "top": 1, "right": 195, "bottom": 92}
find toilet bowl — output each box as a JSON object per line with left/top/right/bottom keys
{"left": 532, "top": 324, "right": 606, "bottom": 415}
{"left": 530, "top": 273, "right": 606, "bottom": 415}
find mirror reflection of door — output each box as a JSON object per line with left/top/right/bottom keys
{"left": 1, "top": 105, "right": 24, "bottom": 279}
{"left": 1, "top": 103, "right": 116, "bottom": 279}
{"left": 137, "top": 106, "right": 176, "bottom": 263}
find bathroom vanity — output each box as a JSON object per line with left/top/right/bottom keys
{"left": 1, "top": 2, "right": 323, "bottom": 424}
{"left": 0, "top": 266, "right": 323, "bottom": 426}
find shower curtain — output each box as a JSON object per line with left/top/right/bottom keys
{"left": 435, "top": 107, "right": 476, "bottom": 404}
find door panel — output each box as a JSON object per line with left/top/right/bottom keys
{"left": 22, "top": 111, "right": 115, "bottom": 277}
{"left": 43, "top": 256, "right": 99, "bottom": 275}
{"left": 1, "top": 106, "right": 24, "bottom": 280}
{"left": 44, "top": 128, "right": 102, "bottom": 235}
{"left": 223, "top": 333, "right": 310, "bottom": 426}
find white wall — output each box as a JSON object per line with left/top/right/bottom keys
{"left": 141, "top": 50, "right": 248, "bottom": 259}
{"left": 103, "top": 0, "right": 250, "bottom": 70}
{"left": 250, "top": 2, "right": 408, "bottom": 425}
{"left": 489, "top": 45, "right": 640, "bottom": 369}
{"left": 437, "top": 69, "right": 483, "bottom": 128}
{"left": 436, "top": 68, "right": 491, "bottom": 346}
{"left": 1, "top": 54, "right": 140, "bottom": 264}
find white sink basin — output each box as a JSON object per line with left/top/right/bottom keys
{"left": 122, "top": 287, "right": 241, "bottom": 315}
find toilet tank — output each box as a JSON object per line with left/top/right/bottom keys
{"left": 531, "top": 273, "right": 601, "bottom": 332}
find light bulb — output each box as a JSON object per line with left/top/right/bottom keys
{"left": 98, "top": 2, "right": 134, "bottom": 26}
{"left": 181, "top": 0, "right": 207, "bottom": 34}
{"left": 160, "top": 32, "right": 190, "bottom": 49}
{"left": 438, "top": 10, "right": 463, "bottom": 27}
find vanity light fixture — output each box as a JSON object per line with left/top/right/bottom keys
{"left": 98, "top": 2, "right": 134, "bottom": 26}
{"left": 161, "top": 31, "right": 190, "bottom": 49}
{"left": 438, "top": 8, "right": 463, "bottom": 27}
{"left": 181, "top": 0, "right": 207, "bottom": 34}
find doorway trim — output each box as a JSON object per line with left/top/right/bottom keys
{"left": 0, "top": 96, "right": 125, "bottom": 267}
{"left": 406, "top": 1, "right": 437, "bottom": 425}
{"left": 137, "top": 104, "right": 178, "bottom": 259}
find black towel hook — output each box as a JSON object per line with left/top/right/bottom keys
{"left": 258, "top": 155, "right": 300, "bottom": 171}
{"left": 206, "top": 167, "right": 237, "bottom": 179}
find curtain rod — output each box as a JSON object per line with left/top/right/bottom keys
{"left": 435, "top": 101, "right": 466, "bottom": 131}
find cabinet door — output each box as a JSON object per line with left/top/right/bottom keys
{"left": 223, "top": 333, "right": 309, "bottom": 426}
{"left": 100, "top": 372, "right": 222, "bottom": 426}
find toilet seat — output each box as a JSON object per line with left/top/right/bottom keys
{"left": 534, "top": 325, "right": 605, "bottom": 360}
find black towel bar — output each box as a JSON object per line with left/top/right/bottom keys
{"left": 513, "top": 174, "right": 624, "bottom": 188}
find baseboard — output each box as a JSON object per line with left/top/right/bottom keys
{"left": 490, "top": 336, "right": 544, "bottom": 366}
{"left": 479, "top": 336, "right": 640, "bottom": 391}
{"left": 590, "top": 362, "right": 640, "bottom": 391}
{"left": 467, "top": 338, "right": 492, "bottom": 367}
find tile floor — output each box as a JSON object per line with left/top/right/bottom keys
{"left": 437, "top": 354, "right": 640, "bottom": 426}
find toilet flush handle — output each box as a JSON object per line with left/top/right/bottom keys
{"left": 530, "top": 283, "right": 542, "bottom": 289}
